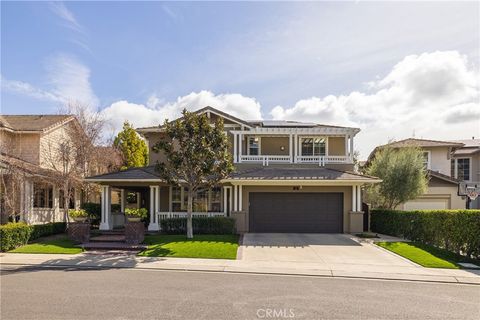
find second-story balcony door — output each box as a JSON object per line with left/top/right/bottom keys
{"left": 300, "top": 137, "right": 326, "bottom": 157}
{"left": 248, "top": 137, "right": 260, "bottom": 156}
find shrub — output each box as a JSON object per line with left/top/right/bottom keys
{"left": 371, "top": 209, "right": 480, "bottom": 259}
{"left": 30, "top": 222, "right": 66, "bottom": 241}
{"left": 0, "top": 223, "right": 32, "bottom": 251}
{"left": 125, "top": 208, "right": 148, "bottom": 219}
{"left": 160, "top": 217, "right": 236, "bottom": 235}
{"left": 68, "top": 209, "right": 88, "bottom": 218}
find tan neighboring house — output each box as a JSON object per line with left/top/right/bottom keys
{"left": 367, "top": 138, "right": 469, "bottom": 210}
{"left": 451, "top": 138, "right": 480, "bottom": 209}
{"left": 86, "top": 106, "right": 380, "bottom": 233}
{"left": 0, "top": 115, "right": 84, "bottom": 224}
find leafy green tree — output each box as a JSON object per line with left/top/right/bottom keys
{"left": 113, "top": 121, "right": 148, "bottom": 170}
{"left": 152, "top": 109, "right": 234, "bottom": 238}
{"left": 364, "top": 146, "right": 428, "bottom": 209}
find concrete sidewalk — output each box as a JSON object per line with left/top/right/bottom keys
{"left": 1, "top": 252, "right": 479, "bottom": 285}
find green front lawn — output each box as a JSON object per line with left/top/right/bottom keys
{"left": 9, "top": 236, "right": 83, "bottom": 254}
{"left": 376, "top": 241, "right": 474, "bottom": 269}
{"left": 139, "top": 234, "right": 239, "bottom": 259}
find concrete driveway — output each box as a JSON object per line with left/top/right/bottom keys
{"left": 240, "top": 233, "right": 415, "bottom": 267}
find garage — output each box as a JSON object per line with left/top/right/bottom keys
{"left": 249, "top": 192, "right": 343, "bottom": 233}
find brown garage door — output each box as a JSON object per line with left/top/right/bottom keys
{"left": 249, "top": 192, "right": 343, "bottom": 233}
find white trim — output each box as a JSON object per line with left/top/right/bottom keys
{"left": 228, "top": 179, "right": 380, "bottom": 186}
{"left": 352, "top": 185, "right": 357, "bottom": 211}
{"left": 233, "top": 133, "right": 238, "bottom": 163}
{"left": 422, "top": 151, "right": 431, "bottom": 170}
{"left": 233, "top": 185, "right": 238, "bottom": 211}
{"left": 85, "top": 178, "right": 161, "bottom": 182}
{"left": 356, "top": 184, "right": 362, "bottom": 211}
{"left": 238, "top": 133, "right": 243, "bottom": 162}
{"left": 239, "top": 185, "right": 243, "bottom": 211}
{"left": 199, "top": 109, "right": 253, "bottom": 129}
{"left": 230, "top": 127, "right": 360, "bottom": 135}
{"left": 289, "top": 134, "right": 293, "bottom": 163}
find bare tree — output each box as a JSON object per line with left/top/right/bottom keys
{"left": 0, "top": 156, "right": 26, "bottom": 223}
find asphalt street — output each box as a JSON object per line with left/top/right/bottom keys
{"left": 1, "top": 265, "right": 479, "bottom": 320}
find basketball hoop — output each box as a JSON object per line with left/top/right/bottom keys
{"left": 466, "top": 186, "right": 479, "bottom": 201}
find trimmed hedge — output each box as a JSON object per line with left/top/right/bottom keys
{"left": 371, "top": 209, "right": 480, "bottom": 259}
{"left": 30, "top": 222, "right": 66, "bottom": 241}
{"left": 0, "top": 223, "right": 32, "bottom": 252}
{"left": 0, "top": 222, "right": 67, "bottom": 251}
{"left": 160, "top": 217, "right": 236, "bottom": 235}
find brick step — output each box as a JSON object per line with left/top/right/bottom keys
{"left": 89, "top": 235, "right": 126, "bottom": 242}
{"left": 79, "top": 242, "right": 147, "bottom": 251}
{"left": 91, "top": 230, "right": 125, "bottom": 236}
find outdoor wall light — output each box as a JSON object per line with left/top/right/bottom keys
{"left": 280, "top": 146, "right": 285, "bottom": 151}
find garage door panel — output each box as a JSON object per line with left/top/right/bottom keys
{"left": 249, "top": 192, "right": 343, "bottom": 233}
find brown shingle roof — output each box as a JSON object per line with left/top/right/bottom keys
{"left": 0, "top": 115, "right": 74, "bottom": 132}
{"left": 383, "top": 138, "right": 464, "bottom": 148}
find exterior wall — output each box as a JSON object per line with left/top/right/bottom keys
{"left": 452, "top": 152, "right": 480, "bottom": 182}
{"left": 239, "top": 185, "right": 355, "bottom": 233}
{"left": 259, "top": 137, "right": 289, "bottom": 155}
{"left": 39, "top": 122, "right": 77, "bottom": 170}
{"left": 328, "top": 137, "right": 346, "bottom": 156}
{"left": 145, "top": 132, "right": 168, "bottom": 165}
{"left": 1, "top": 132, "right": 41, "bottom": 164}
{"left": 425, "top": 146, "right": 452, "bottom": 175}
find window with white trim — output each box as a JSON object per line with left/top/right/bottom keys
{"left": 301, "top": 138, "right": 326, "bottom": 156}
{"left": 248, "top": 137, "right": 260, "bottom": 155}
{"left": 171, "top": 186, "right": 222, "bottom": 212}
{"left": 451, "top": 158, "right": 471, "bottom": 181}
{"left": 422, "top": 151, "right": 430, "bottom": 170}
{"left": 33, "top": 184, "right": 53, "bottom": 208}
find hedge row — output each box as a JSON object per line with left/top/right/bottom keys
{"left": 160, "top": 217, "right": 236, "bottom": 235}
{"left": 371, "top": 209, "right": 480, "bottom": 259}
{"left": 0, "top": 222, "right": 66, "bottom": 252}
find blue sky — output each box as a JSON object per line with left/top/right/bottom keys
{"left": 1, "top": 1, "right": 479, "bottom": 157}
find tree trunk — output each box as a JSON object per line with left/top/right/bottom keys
{"left": 63, "top": 182, "right": 70, "bottom": 229}
{"left": 186, "top": 189, "right": 193, "bottom": 239}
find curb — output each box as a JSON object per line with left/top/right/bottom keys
{"left": 2, "top": 262, "right": 479, "bottom": 286}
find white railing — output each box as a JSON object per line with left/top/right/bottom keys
{"left": 240, "top": 155, "right": 291, "bottom": 166}
{"left": 295, "top": 155, "right": 349, "bottom": 166}
{"left": 157, "top": 211, "right": 226, "bottom": 220}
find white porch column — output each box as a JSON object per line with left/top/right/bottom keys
{"left": 238, "top": 185, "right": 243, "bottom": 211}
{"left": 345, "top": 135, "right": 349, "bottom": 158}
{"left": 120, "top": 189, "right": 126, "bottom": 213}
{"left": 350, "top": 136, "right": 354, "bottom": 162}
{"left": 294, "top": 133, "right": 298, "bottom": 162}
{"left": 357, "top": 185, "right": 362, "bottom": 212}
{"left": 289, "top": 133, "right": 293, "bottom": 163}
{"left": 352, "top": 185, "right": 357, "bottom": 212}
{"left": 99, "top": 185, "right": 111, "bottom": 230}
{"left": 238, "top": 133, "right": 243, "bottom": 163}
{"left": 233, "top": 185, "right": 238, "bottom": 211}
{"left": 223, "top": 186, "right": 228, "bottom": 215}
{"left": 148, "top": 186, "right": 160, "bottom": 231}
{"left": 233, "top": 133, "right": 238, "bottom": 163}
{"left": 228, "top": 186, "right": 233, "bottom": 215}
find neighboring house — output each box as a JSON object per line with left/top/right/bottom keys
{"left": 0, "top": 115, "right": 83, "bottom": 224}
{"left": 86, "top": 106, "right": 380, "bottom": 233}
{"left": 451, "top": 138, "right": 480, "bottom": 209}
{"left": 367, "top": 138, "right": 469, "bottom": 210}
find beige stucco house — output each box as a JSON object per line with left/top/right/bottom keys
{"left": 367, "top": 138, "right": 471, "bottom": 210}
{"left": 86, "top": 106, "right": 380, "bottom": 233}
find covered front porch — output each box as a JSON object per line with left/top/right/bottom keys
{"left": 98, "top": 182, "right": 236, "bottom": 232}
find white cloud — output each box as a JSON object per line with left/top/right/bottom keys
{"left": 49, "top": 2, "right": 84, "bottom": 34}
{"left": 101, "top": 90, "right": 262, "bottom": 133}
{"left": 45, "top": 53, "right": 99, "bottom": 107}
{"left": 271, "top": 51, "right": 480, "bottom": 158}
{"left": 1, "top": 75, "right": 64, "bottom": 103}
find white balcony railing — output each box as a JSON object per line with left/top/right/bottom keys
{"left": 157, "top": 211, "right": 226, "bottom": 221}
{"left": 240, "top": 155, "right": 291, "bottom": 166}
{"left": 295, "top": 155, "right": 349, "bottom": 166}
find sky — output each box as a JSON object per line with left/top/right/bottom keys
{"left": 1, "top": 1, "right": 479, "bottom": 159}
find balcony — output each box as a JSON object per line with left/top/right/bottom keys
{"left": 239, "top": 155, "right": 349, "bottom": 166}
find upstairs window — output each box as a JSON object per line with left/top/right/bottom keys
{"left": 248, "top": 137, "right": 260, "bottom": 155}
{"left": 451, "top": 158, "right": 471, "bottom": 181}
{"left": 301, "top": 138, "right": 326, "bottom": 156}
{"left": 422, "top": 151, "right": 431, "bottom": 170}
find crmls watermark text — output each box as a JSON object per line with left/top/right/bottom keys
{"left": 256, "top": 308, "right": 295, "bottom": 318}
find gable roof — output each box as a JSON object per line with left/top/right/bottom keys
{"left": 428, "top": 170, "right": 459, "bottom": 185}
{"left": 0, "top": 115, "right": 75, "bottom": 133}
{"left": 382, "top": 138, "right": 464, "bottom": 149}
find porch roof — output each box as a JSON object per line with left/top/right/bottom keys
{"left": 227, "top": 167, "right": 380, "bottom": 182}
{"left": 86, "top": 165, "right": 381, "bottom": 183}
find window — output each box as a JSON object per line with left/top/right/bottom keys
{"left": 170, "top": 186, "right": 222, "bottom": 212}
{"left": 59, "top": 189, "right": 76, "bottom": 209}
{"left": 33, "top": 184, "right": 53, "bottom": 208}
{"left": 248, "top": 137, "right": 260, "bottom": 155}
{"left": 451, "top": 158, "right": 471, "bottom": 181}
{"left": 422, "top": 151, "right": 430, "bottom": 170}
{"left": 301, "top": 138, "right": 326, "bottom": 156}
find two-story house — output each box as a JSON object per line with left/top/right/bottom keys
{"left": 0, "top": 115, "right": 83, "bottom": 224}
{"left": 367, "top": 138, "right": 469, "bottom": 210}
{"left": 86, "top": 106, "right": 380, "bottom": 233}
